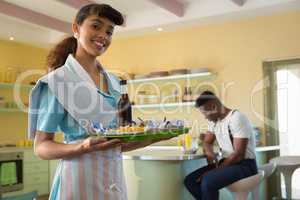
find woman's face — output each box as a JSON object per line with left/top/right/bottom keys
{"left": 74, "top": 15, "right": 115, "bottom": 57}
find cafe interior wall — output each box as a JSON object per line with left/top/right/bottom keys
{"left": 102, "top": 10, "right": 300, "bottom": 145}
{"left": 0, "top": 39, "right": 48, "bottom": 143}
{"left": 0, "top": 10, "right": 300, "bottom": 145}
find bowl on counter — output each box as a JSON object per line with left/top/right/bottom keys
{"left": 189, "top": 68, "right": 210, "bottom": 74}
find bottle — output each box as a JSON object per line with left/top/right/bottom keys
{"left": 182, "top": 86, "right": 193, "bottom": 102}
{"left": 118, "top": 80, "right": 132, "bottom": 127}
{"left": 182, "top": 87, "right": 188, "bottom": 102}
{"left": 173, "top": 88, "right": 179, "bottom": 103}
{"left": 188, "top": 87, "right": 193, "bottom": 102}
{"left": 184, "top": 134, "right": 191, "bottom": 150}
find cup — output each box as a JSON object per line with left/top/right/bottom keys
{"left": 177, "top": 136, "right": 183, "bottom": 146}
{"left": 184, "top": 134, "right": 191, "bottom": 150}
{"left": 25, "top": 140, "right": 32, "bottom": 147}
{"left": 17, "top": 140, "right": 25, "bottom": 147}
{"left": 180, "top": 133, "right": 198, "bottom": 154}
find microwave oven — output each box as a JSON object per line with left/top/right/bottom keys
{"left": 0, "top": 152, "right": 23, "bottom": 193}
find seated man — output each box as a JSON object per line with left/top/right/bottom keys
{"left": 184, "top": 91, "right": 257, "bottom": 200}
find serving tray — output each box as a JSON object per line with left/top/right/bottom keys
{"left": 91, "top": 127, "right": 189, "bottom": 142}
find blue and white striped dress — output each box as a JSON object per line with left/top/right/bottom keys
{"left": 36, "top": 79, "right": 127, "bottom": 200}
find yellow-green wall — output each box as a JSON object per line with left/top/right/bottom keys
{"left": 1, "top": 10, "right": 300, "bottom": 144}
{"left": 0, "top": 39, "right": 47, "bottom": 69}
{"left": 102, "top": 10, "right": 300, "bottom": 142}
{"left": 0, "top": 39, "right": 48, "bottom": 143}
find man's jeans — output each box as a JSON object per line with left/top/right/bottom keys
{"left": 184, "top": 159, "right": 258, "bottom": 200}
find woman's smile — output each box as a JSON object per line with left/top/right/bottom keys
{"left": 91, "top": 38, "right": 107, "bottom": 51}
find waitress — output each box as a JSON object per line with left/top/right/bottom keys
{"left": 28, "top": 4, "right": 160, "bottom": 200}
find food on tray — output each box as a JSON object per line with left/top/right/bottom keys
{"left": 115, "top": 126, "right": 145, "bottom": 133}
{"left": 89, "top": 118, "right": 185, "bottom": 136}
{"left": 88, "top": 118, "right": 189, "bottom": 142}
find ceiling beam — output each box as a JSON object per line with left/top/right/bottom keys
{"left": 230, "top": 0, "right": 247, "bottom": 6}
{"left": 57, "top": 0, "right": 95, "bottom": 9}
{"left": 58, "top": 0, "right": 127, "bottom": 27}
{"left": 147, "top": 0, "right": 185, "bottom": 17}
{"left": 0, "top": 1, "right": 72, "bottom": 34}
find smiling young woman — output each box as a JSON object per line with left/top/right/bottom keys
{"left": 29, "top": 4, "right": 170, "bottom": 200}
{"left": 30, "top": 4, "right": 128, "bottom": 200}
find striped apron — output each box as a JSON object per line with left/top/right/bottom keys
{"left": 50, "top": 146, "right": 127, "bottom": 200}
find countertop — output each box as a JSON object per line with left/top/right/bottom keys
{"left": 0, "top": 147, "right": 33, "bottom": 153}
{"left": 123, "top": 146, "right": 205, "bottom": 161}
{"left": 0, "top": 145, "right": 281, "bottom": 161}
{"left": 122, "top": 145, "right": 280, "bottom": 161}
{"left": 255, "top": 145, "right": 280, "bottom": 152}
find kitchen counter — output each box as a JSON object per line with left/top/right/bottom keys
{"left": 0, "top": 145, "right": 280, "bottom": 199}
{"left": 123, "top": 146, "right": 204, "bottom": 200}
{"left": 1, "top": 145, "right": 279, "bottom": 200}
{"left": 0, "top": 147, "right": 33, "bottom": 152}
{"left": 123, "top": 146, "right": 204, "bottom": 161}
{"left": 122, "top": 145, "right": 280, "bottom": 161}
{"left": 0, "top": 145, "right": 280, "bottom": 154}
{"left": 122, "top": 145, "right": 280, "bottom": 200}
{"left": 255, "top": 145, "right": 280, "bottom": 152}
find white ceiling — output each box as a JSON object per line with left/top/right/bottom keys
{"left": 0, "top": 0, "right": 300, "bottom": 48}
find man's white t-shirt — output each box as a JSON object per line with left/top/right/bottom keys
{"left": 207, "top": 110, "right": 256, "bottom": 159}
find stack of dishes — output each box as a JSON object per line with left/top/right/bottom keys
{"left": 149, "top": 71, "right": 169, "bottom": 77}
{"left": 169, "top": 69, "right": 190, "bottom": 75}
{"left": 134, "top": 74, "right": 149, "bottom": 79}
{"left": 133, "top": 68, "right": 210, "bottom": 80}
{"left": 189, "top": 68, "right": 209, "bottom": 74}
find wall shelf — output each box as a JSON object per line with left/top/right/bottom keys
{"left": 0, "top": 108, "right": 26, "bottom": 113}
{"left": 128, "top": 72, "right": 215, "bottom": 84}
{"left": 0, "top": 82, "right": 33, "bottom": 89}
{"left": 132, "top": 102, "right": 195, "bottom": 109}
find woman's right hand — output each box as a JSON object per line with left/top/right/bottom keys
{"left": 77, "top": 137, "right": 122, "bottom": 154}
